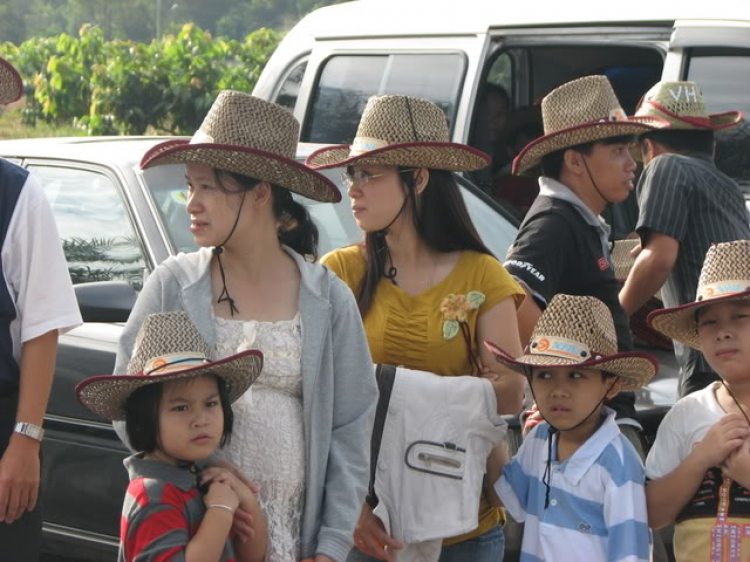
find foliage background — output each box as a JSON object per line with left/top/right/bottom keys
{"left": 0, "top": 0, "right": 348, "bottom": 136}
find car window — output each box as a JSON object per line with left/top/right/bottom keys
{"left": 686, "top": 48, "right": 750, "bottom": 190}
{"left": 304, "top": 53, "right": 466, "bottom": 144}
{"left": 30, "top": 165, "right": 147, "bottom": 291}
{"left": 142, "top": 163, "right": 516, "bottom": 261}
{"left": 275, "top": 60, "right": 308, "bottom": 112}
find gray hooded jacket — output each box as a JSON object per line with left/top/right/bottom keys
{"left": 113, "top": 246, "right": 376, "bottom": 561}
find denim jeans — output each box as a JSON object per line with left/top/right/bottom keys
{"left": 347, "top": 525, "right": 505, "bottom": 562}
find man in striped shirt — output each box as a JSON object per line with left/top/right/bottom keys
{"left": 619, "top": 80, "right": 750, "bottom": 397}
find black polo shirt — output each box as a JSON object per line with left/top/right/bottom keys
{"left": 505, "top": 181, "right": 637, "bottom": 422}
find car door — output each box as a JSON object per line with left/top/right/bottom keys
{"left": 26, "top": 161, "right": 149, "bottom": 560}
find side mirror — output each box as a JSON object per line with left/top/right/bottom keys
{"left": 74, "top": 281, "right": 137, "bottom": 323}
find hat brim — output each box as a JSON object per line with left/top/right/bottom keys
{"left": 647, "top": 291, "right": 750, "bottom": 350}
{"left": 0, "top": 57, "right": 23, "bottom": 105}
{"left": 305, "top": 141, "right": 490, "bottom": 172}
{"left": 140, "top": 140, "right": 341, "bottom": 203}
{"left": 636, "top": 101, "right": 743, "bottom": 131}
{"left": 513, "top": 119, "right": 665, "bottom": 175}
{"left": 75, "top": 349, "right": 263, "bottom": 421}
{"left": 484, "top": 341, "right": 656, "bottom": 392}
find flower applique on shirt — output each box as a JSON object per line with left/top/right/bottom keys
{"left": 440, "top": 291, "right": 486, "bottom": 373}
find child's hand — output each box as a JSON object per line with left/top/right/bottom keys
{"left": 205, "top": 480, "right": 240, "bottom": 514}
{"left": 692, "top": 414, "right": 750, "bottom": 470}
{"left": 231, "top": 507, "right": 257, "bottom": 544}
{"left": 722, "top": 438, "right": 750, "bottom": 488}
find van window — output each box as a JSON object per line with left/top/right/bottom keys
{"left": 275, "top": 60, "right": 308, "bottom": 112}
{"left": 471, "top": 42, "right": 663, "bottom": 223}
{"left": 305, "top": 53, "right": 466, "bottom": 144}
{"left": 687, "top": 49, "right": 750, "bottom": 190}
{"left": 686, "top": 49, "right": 750, "bottom": 116}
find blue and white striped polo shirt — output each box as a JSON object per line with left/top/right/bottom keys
{"left": 496, "top": 408, "right": 651, "bottom": 562}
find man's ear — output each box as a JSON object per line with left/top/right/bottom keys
{"left": 563, "top": 149, "right": 585, "bottom": 177}
{"left": 604, "top": 376, "right": 622, "bottom": 400}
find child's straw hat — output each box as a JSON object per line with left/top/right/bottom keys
{"left": 305, "top": 94, "right": 490, "bottom": 172}
{"left": 634, "top": 81, "right": 742, "bottom": 131}
{"left": 486, "top": 294, "right": 657, "bottom": 392}
{"left": 76, "top": 312, "right": 263, "bottom": 420}
{"left": 0, "top": 56, "right": 22, "bottom": 105}
{"left": 513, "top": 75, "right": 667, "bottom": 175}
{"left": 140, "top": 90, "right": 340, "bottom": 203}
{"left": 648, "top": 240, "right": 750, "bottom": 349}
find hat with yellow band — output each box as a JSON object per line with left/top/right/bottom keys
{"left": 648, "top": 240, "right": 750, "bottom": 350}
{"left": 305, "top": 94, "right": 490, "bottom": 172}
{"left": 485, "top": 294, "right": 657, "bottom": 392}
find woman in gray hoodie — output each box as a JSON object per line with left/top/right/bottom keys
{"left": 114, "top": 91, "right": 376, "bottom": 562}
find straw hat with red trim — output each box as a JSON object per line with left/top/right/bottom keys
{"left": 0, "top": 56, "right": 23, "bottom": 105}
{"left": 485, "top": 294, "right": 657, "bottom": 392}
{"left": 76, "top": 311, "right": 263, "bottom": 421}
{"left": 305, "top": 94, "right": 490, "bottom": 172}
{"left": 648, "top": 240, "right": 750, "bottom": 350}
{"left": 634, "top": 81, "right": 742, "bottom": 131}
{"left": 140, "top": 90, "right": 340, "bottom": 203}
{"left": 512, "top": 75, "right": 667, "bottom": 175}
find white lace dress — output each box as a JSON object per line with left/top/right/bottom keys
{"left": 214, "top": 313, "right": 306, "bottom": 562}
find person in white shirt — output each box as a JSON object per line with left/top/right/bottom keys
{"left": 0, "top": 55, "right": 82, "bottom": 561}
{"left": 646, "top": 240, "right": 750, "bottom": 561}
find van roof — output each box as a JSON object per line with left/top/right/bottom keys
{"left": 298, "top": 0, "right": 750, "bottom": 39}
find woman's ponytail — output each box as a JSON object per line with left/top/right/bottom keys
{"left": 272, "top": 185, "right": 319, "bottom": 260}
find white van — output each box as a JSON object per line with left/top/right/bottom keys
{"left": 255, "top": 0, "right": 750, "bottom": 197}
{"left": 253, "top": 3, "right": 750, "bottom": 559}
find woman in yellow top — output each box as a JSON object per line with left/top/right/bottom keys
{"left": 307, "top": 95, "right": 526, "bottom": 562}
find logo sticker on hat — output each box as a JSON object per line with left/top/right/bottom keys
{"left": 531, "top": 336, "right": 591, "bottom": 361}
{"left": 144, "top": 352, "right": 210, "bottom": 376}
{"left": 350, "top": 136, "right": 389, "bottom": 156}
{"left": 698, "top": 280, "right": 750, "bottom": 301}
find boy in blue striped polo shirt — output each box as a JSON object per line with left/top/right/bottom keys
{"left": 486, "top": 294, "right": 657, "bottom": 562}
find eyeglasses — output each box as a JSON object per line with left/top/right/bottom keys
{"left": 340, "top": 168, "right": 418, "bottom": 189}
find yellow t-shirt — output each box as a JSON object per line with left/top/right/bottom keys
{"left": 321, "top": 245, "right": 524, "bottom": 543}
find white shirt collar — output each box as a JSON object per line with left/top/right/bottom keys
{"left": 553, "top": 407, "right": 620, "bottom": 486}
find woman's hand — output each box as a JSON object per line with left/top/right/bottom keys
{"left": 204, "top": 458, "right": 261, "bottom": 494}
{"left": 352, "top": 502, "right": 403, "bottom": 561}
{"left": 722, "top": 438, "right": 750, "bottom": 488}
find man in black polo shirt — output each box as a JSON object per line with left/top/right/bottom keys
{"left": 619, "top": 81, "right": 750, "bottom": 397}
{"left": 505, "top": 75, "right": 666, "bottom": 450}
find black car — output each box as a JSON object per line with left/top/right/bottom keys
{"left": 0, "top": 136, "right": 679, "bottom": 561}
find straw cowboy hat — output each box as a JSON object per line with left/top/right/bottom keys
{"left": 513, "top": 75, "right": 667, "bottom": 175}
{"left": 305, "top": 94, "right": 490, "bottom": 172}
{"left": 648, "top": 240, "right": 750, "bottom": 350}
{"left": 611, "top": 238, "right": 640, "bottom": 282}
{"left": 0, "top": 56, "right": 23, "bottom": 105}
{"left": 76, "top": 311, "right": 263, "bottom": 421}
{"left": 140, "top": 90, "right": 340, "bottom": 203}
{"left": 485, "top": 294, "right": 657, "bottom": 392}
{"left": 634, "top": 80, "right": 742, "bottom": 131}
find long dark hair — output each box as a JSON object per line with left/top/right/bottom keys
{"left": 357, "top": 168, "right": 493, "bottom": 315}
{"left": 217, "top": 170, "right": 319, "bottom": 259}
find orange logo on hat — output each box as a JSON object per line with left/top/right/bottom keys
{"left": 536, "top": 337, "right": 550, "bottom": 352}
